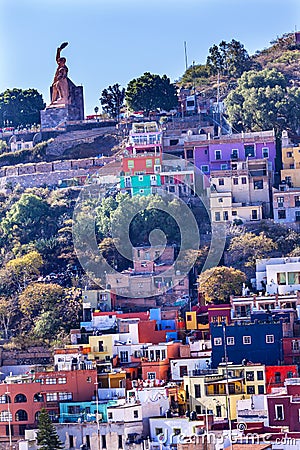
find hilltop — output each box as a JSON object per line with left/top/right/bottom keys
{"left": 178, "top": 32, "right": 300, "bottom": 99}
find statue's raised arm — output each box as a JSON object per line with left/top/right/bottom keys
{"left": 51, "top": 42, "right": 69, "bottom": 105}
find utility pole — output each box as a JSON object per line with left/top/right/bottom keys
{"left": 222, "top": 323, "right": 232, "bottom": 450}
{"left": 184, "top": 41, "right": 188, "bottom": 72}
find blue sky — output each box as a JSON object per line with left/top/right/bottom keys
{"left": 0, "top": 0, "right": 299, "bottom": 116}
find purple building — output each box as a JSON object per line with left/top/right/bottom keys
{"left": 184, "top": 130, "right": 276, "bottom": 174}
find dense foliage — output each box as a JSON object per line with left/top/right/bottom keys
{"left": 0, "top": 88, "right": 45, "bottom": 127}
{"left": 206, "top": 39, "right": 252, "bottom": 78}
{"left": 36, "top": 408, "right": 63, "bottom": 450}
{"left": 100, "top": 83, "right": 125, "bottom": 118}
{"left": 198, "top": 266, "right": 246, "bottom": 304}
{"left": 126, "top": 72, "right": 178, "bottom": 114}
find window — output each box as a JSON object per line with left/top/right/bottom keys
{"left": 0, "top": 395, "right": 10, "bottom": 404}
{"left": 296, "top": 211, "right": 300, "bottom": 222}
{"left": 186, "top": 314, "right": 192, "bottom": 321}
{"left": 180, "top": 366, "right": 188, "bottom": 377}
{"left": 241, "top": 177, "right": 247, "bottom": 184}
{"left": 231, "top": 149, "right": 239, "bottom": 159}
{"left": 275, "top": 372, "right": 281, "bottom": 383}
{"left": 120, "top": 351, "right": 129, "bottom": 363}
{"left": 170, "top": 139, "right": 179, "bottom": 146}
{"left": 0, "top": 411, "right": 12, "bottom": 422}
{"left": 69, "top": 435, "right": 74, "bottom": 448}
{"left": 194, "top": 384, "right": 201, "bottom": 398}
{"left": 218, "top": 178, "right": 224, "bottom": 186}
{"left": 102, "top": 435, "right": 107, "bottom": 449}
{"left": 288, "top": 272, "right": 300, "bottom": 285}
{"left": 266, "top": 335, "right": 274, "bottom": 344}
{"left": 262, "top": 147, "right": 269, "bottom": 158}
{"left": 258, "top": 385, "right": 265, "bottom": 394}
{"left": 295, "top": 196, "right": 300, "bottom": 207}
{"left": 218, "top": 198, "right": 223, "bottom": 203}
{"left": 155, "top": 428, "right": 163, "bottom": 436}
{"left": 33, "top": 393, "right": 43, "bottom": 402}
{"left": 243, "top": 336, "right": 251, "bottom": 345}
{"left": 216, "top": 405, "right": 222, "bottom": 417}
{"left": 118, "top": 434, "right": 123, "bottom": 448}
{"left": 278, "top": 210, "right": 286, "bottom": 220}
{"left": 127, "top": 160, "right": 134, "bottom": 169}
{"left": 14, "top": 394, "right": 27, "bottom": 403}
{"left": 173, "top": 428, "right": 181, "bottom": 436}
{"left": 245, "top": 144, "right": 255, "bottom": 157}
{"left": 227, "top": 337, "right": 235, "bottom": 345}
{"left": 15, "top": 410, "right": 28, "bottom": 421}
{"left": 247, "top": 386, "right": 255, "bottom": 394}
{"left": 254, "top": 180, "right": 263, "bottom": 190}
{"left": 186, "top": 150, "right": 194, "bottom": 159}
{"left": 251, "top": 210, "right": 258, "bottom": 220}
{"left": 161, "top": 350, "right": 166, "bottom": 360}
{"left": 257, "top": 371, "right": 264, "bottom": 381}
{"left": 146, "top": 159, "right": 153, "bottom": 168}
{"left": 46, "top": 393, "right": 57, "bottom": 402}
{"left": 133, "top": 410, "right": 138, "bottom": 418}
{"left": 287, "top": 151, "right": 293, "bottom": 158}
{"left": 246, "top": 371, "right": 254, "bottom": 381}
{"left": 215, "top": 150, "right": 222, "bottom": 160}
{"left": 147, "top": 372, "right": 156, "bottom": 380}
{"left": 138, "top": 175, "right": 143, "bottom": 182}
{"left": 45, "top": 378, "right": 57, "bottom": 384}
{"left": 277, "top": 197, "right": 284, "bottom": 207}
{"left": 233, "top": 178, "right": 238, "bottom": 185}
{"left": 232, "top": 211, "right": 237, "bottom": 216}
{"left": 223, "top": 211, "right": 229, "bottom": 221}
{"left": 214, "top": 337, "right": 222, "bottom": 346}
{"left": 59, "top": 392, "right": 72, "bottom": 400}
{"left": 108, "top": 412, "right": 113, "bottom": 419}
{"left": 86, "top": 435, "right": 90, "bottom": 449}
{"left": 275, "top": 404, "right": 284, "bottom": 420}
{"left": 277, "top": 272, "right": 286, "bottom": 285}
{"left": 58, "top": 377, "right": 67, "bottom": 384}
{"left": 215, "top": 212, "right": 221, "bottom": 222}
{"left": 221, "top": 164, "right": 228, "bottom": 170}
{"left": 201, "top": 165, "right": 209, "bottom": 173}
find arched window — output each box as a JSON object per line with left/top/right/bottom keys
{"left": 35, "top": 411, "right": 41, "bottom": 422}
{"left": 15, "top": 410, "right": 28, "bottom": 421}
{"left": 14, "top": 394, "right": 27, "bottom": 403}
{"left": 33, "top": 393, "right": 44, "bottom": 402}
{"left": 0, "top": 395, "right": 11, "bottom": 404}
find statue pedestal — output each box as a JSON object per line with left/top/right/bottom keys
{"left": 40, "top": 80, "right": 84, "bottom": 129}
{"left": 41, "top": 104, "right": 81, "bottom": 129}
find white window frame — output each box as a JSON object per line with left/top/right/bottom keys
{"left": 215, "top": 150, "right": 222, "bottom": 160}
{"left": 243, "top": 336, "right": 251, "bottom": 345}
{"left": 138, "top": 175, "right": 143, "bottom": 181}
{"left": 266, "top": 334, "right": 274, "bottom": 344}
{"left": 231, "top": 149, "right": 239, "bottom": 158}
{"left": 275, "top": 404, "right": 284, "bottom": 420}
{"left": 227, "top": 337, "right": 235, "bottom": 346}
{"left": 214, "top": 337, "right": 222, "bottom": 346}
{"left": 262, "top": 147, "right": 269, "bottom": 158}
{"left": 147, "top": 372, "right": 156, "bottom": 380}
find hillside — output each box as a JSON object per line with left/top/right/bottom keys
{"left": 178, "top": 32, "right": 300, "bottom": 98}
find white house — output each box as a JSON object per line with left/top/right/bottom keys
{"left": 170, "top": 357, "right": 211, "bottom": 381}
{"left": 256, "top": 257, "right": 300, "bottom": 295}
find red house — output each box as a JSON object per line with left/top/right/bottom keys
{"left": 265, "top": 365, "right": 298, "bottom": 394}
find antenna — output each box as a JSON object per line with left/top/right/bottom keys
{"left": 184, "top": 41, "right": 188, "bottom": 71}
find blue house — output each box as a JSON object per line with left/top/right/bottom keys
{"left": 210, "top": 321, "right": 283, "bottom": 368}
{"left": 59, "top": 400, "right": 118, "bottom": 423}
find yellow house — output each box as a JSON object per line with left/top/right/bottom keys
{"left": 88, "top": 334, "right": 117, "bottom": 361}
{"left": 217, "top": 362, "right": 266, "bottom": 396}
{"left": 98, "top": 370, "right": 126, "bottom": 389}
{"left": 281, "top": 133, "right": 300, "bottom": 187}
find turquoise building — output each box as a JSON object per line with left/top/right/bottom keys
{"left": 59, "top": 400, "right": 118, "bottom": 423}
{"left": 120, "top": 173, "right": 161, "bottom": 196}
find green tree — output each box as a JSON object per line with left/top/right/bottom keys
{"left": 1, "top": 193, "right": 51, "bottom": 245}
{"left": 100, "top": 83, "right": 125, "bottom": 119}
{"left": 126, "top": 72, "right": 178, "bottom": 114}
{"left": 180, "top": 64, "right": 210, "bottom": 85}
{"left": 36, "top": 408, "right": 63, "bottom": 450}
{"left": 198, "top": 266, "right": 246, "bottom": 304}
{"left": 225, "top": 68, "right": 300, "bottom": 133}
{"left": 206, "top": 39, "right": 251, "bottom": 77}
{"left": 0, "top": 88, "right": 45, "bottom": 127}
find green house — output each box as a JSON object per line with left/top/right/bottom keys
{"left": 120, "top": 173, "right": 161, "bottom": 196}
